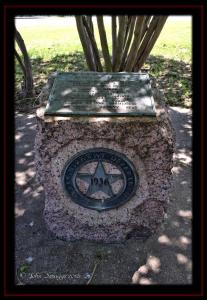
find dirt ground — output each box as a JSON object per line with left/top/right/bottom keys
{"left": 15, "top": 106, "right": 192, "bottom": 285}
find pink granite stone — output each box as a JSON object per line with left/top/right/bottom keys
{"left": 34, "top": 74, "right": 175, "bottom": 242}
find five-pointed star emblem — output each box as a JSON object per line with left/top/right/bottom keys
{"left": 76, "top": 161, "right": 123, "bottom": 199}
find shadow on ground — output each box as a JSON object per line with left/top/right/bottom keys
{"left": 131, "top": 107, "right": 192, "bottom": 284}
{"left": 15, "top": 106, "right": 192, "bottom": 285}
{"left": 15, "top": 52, "right": 191, "bottom": 111}
{"left": 146, "top": 55, "right": 191, "bottom": 107}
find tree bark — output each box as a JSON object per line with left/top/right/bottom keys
{"left": 15, "top": 27, "right": 34, "bottom": 98}
{"left": 113, "top": 16, "right": 127, "bottom": 71}
{"left": 75, "top": 16, "right": 96, "bottom": 71}
{"left": 112, "top": 16, "right": 117, "bottom": 68}
{"left": 119, "top": 16, "right": 136, "bottom": 71}
{"left": 125, "top": 16, "right": 146, "bottom": 71}
{"left": 14, "top": 48, "right": 26, "bottom": 77}
{"left": 75, "top": 14, "right": 168, "bottom": 73}
{"left": 132, "top": 16, "right": 159, "bottom": 70}
{"left": 82, "top": 16, "right": 103, "bottom": 71}
{"left": 97, "top": 16, "right": 112, "bottom": 71}
{"left": 123, "top": 16, "right": 132, "bottom": 48}
{"left": 140, "top": 16, "right": 152, "bottom": 42}
{"left": 134, "top": 16, "right": 168, "bottom": 71}
{"left": 86, "top": 16, "right": 94, "bottom": 35}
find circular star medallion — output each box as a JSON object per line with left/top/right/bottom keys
{"left": 62, "top": 148, "right": 138, "bottom": 211}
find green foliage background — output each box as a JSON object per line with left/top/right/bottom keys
{"left": 15, "top": 16, "right": 192, "bottom": 109}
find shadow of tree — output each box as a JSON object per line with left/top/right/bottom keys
{"left": 15, "top": 52, "right": 191, "bottom": 112}
{"left": 169, "top": 107, "right": 192, "bottom": 149}
{"left": 131, "top": 156, "right": 192, "bottom": 285}
{"left": 145, "top": 55, "right": 191, "bottom": 107}
{"left": 130, "top": 107, "right": 192, "bottom": 285}
{"left": 15, "top": 52, "right": 87, "bottom": 111}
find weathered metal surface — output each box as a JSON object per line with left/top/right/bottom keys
{"left": 62, "top": 148, "right": 138, "bottom": 211}
{"left": 44, "top": 72, "right": 156, "bottom": 116}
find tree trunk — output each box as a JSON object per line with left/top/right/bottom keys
{"left": 132, "top": 16, "right": 159, "bottom": 70}
{"left": 75, "top": 15, "right": 168, "bottom": 73}
{"left": 82, "top": 16, "right": 103, "bottom": 72}
{"left": 119, "top": 16, "right": 136, "bottom": 70}
{"left": 112, "top": 16, "right": 117, "bottom": 67}
{"left": 97, "top": 16, "right": 112, "bottom": 71}
{"left": 15, "top": 27, "right": 34, "bottom": 98}
{"left": 125, "top": 16, "right": 146, "bottom": 71}
{"left": 134, "top": 16, "right": 168, "bottom": 71}
{"left": 113, "top": 16, "right": 127, "bottom": 71}
{"left": 75, "top": 16, "right": 96, "bottom": 71}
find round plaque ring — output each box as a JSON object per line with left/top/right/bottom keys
{"left": 62, "top": 148, "right": 139, "bottom": 211}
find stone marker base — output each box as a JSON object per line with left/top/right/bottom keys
{"left": 35, "top": 75, "right": 175, "bottom": 242}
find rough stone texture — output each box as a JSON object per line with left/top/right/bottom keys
{"left": 15, "top": 106, "right": 192, "bottom": 285}
{"left": 34, "top": 74, "right": 175, "bottom": 242}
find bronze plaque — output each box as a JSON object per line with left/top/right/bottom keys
{"left": 62, "top": 148, "right": 138, "bottom": 211}
{"left": 44, "top": 72, "right": 156, "bottom": 117}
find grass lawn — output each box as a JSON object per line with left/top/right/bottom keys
{"left": 15, "top": 16, "right": 192, "bottom": 109}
